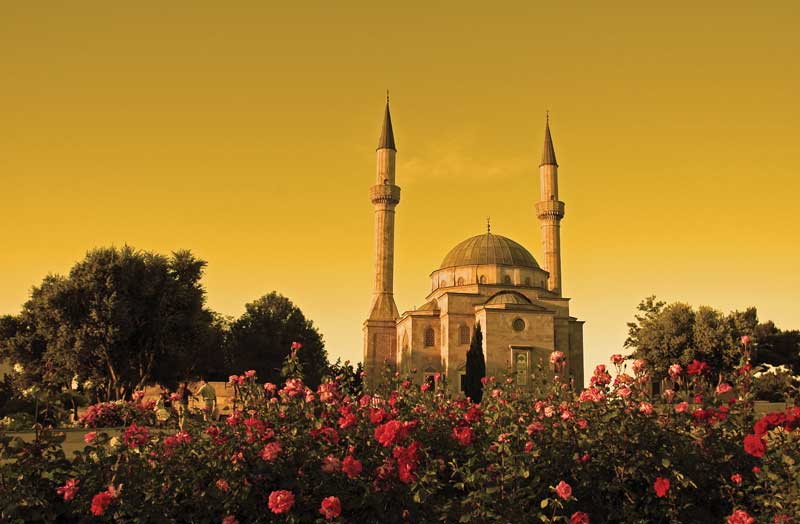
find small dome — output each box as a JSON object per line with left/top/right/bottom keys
{"left": 485, "top": 291, "right": 533, "bottom": 306}
{"left": 440, "top": 233, "right": 539, "bottom": 269}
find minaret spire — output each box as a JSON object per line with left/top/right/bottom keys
{"left": 364, "top": 94, "right": 401, "bottom": 387}
{"left": 377, "top": 93, "right": 396, "bottom": 151}
{"left": 540, "top": 111, "right": 558, "bottom": 167}
{"left": 535, "top": 113, "right": 565, "bottom": 295}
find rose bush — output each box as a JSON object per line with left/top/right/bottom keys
{"left": 1, "top": 344, "right": 798, "bottom": 523}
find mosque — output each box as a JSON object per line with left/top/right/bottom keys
{"left": 363, "top": 98, "right": 584, "bottom": 393}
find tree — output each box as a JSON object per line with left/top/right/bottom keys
{"left": 464, "top": 323, "right": 485, "bottom": 403}
{"left": 752, "top": 321, "right": 800, "bottom": 374}
{"left": 227, "top": 292, "right": 328, "bottom": 388}
{"left": 0, "top": 246, "right": 215, "bottom": 401}
{"left": 624, "top": 295, "right": 765, "bottom": 378}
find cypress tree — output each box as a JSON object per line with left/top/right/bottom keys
{"left": 465, "top": 323, "right": 485, "bottom": 403}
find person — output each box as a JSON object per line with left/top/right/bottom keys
{"left": 154, "top": 387, "right": 170, "bottom": 426}
{"left": 196, "top": 378, "right": 217, "bottom": 422}
{"left": 176, "top": 381, "right": 193, "bottom": 430}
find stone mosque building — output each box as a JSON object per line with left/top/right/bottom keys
{"left": 363, "top": 98, "right": 584, "bottom": 393}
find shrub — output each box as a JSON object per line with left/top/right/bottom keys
{"left": 1, "top": 346, "right": 798, "bottom": 523}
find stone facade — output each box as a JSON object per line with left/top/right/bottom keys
{"left": 363, "top": 102, "right": 584, "bottom": 391}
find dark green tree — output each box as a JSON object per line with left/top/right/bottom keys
{"left": 0, "top": 246, "right": 215, "bottom": 401}
{"left": 464, "top": 323, "right": 485, "bottom": 403}
{"left": 227, "top": 292, "right": 328, "bottom": 388}
{"left": 625, "top": 295, "right": 761, "bottom": 378}
{"left": 752, "top": 321, "right": 800, "bottom": 374}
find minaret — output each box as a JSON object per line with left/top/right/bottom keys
{"left": 363, "top": 94, "right": 401, "bottom": 386}
{"left": 535, "top": 113, "right": 565, "bottom": 295}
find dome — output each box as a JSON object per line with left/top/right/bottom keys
{"left": 439, "top": 233, "right": 539, "bottom": 270}
{"left": 485, "top": 291, "right": 533, "bottom": 306}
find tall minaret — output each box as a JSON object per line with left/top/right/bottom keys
{"left": 363, "top": 94, "right": 401, "bottom": 386}
{"left": 535, "top": 113, "right": 565, "bottom": 295}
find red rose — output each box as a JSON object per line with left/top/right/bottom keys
{"left": 743, "top": 434, "right": 766, "bottom": 458}
{"left": 268, "top": 490, "right": 295, "bottom": 514}
{"left": 452, "top": 426, "right": 473, "bottom": 446}
{"left": 687, "top": 359, "right": 709, "bottom": 376}
{"left": 291, "top": 341, "right": 302, "bottom": 350}
{"left": 342, "top": 455, "right": 363, "bottom": 479}
{"left": 730, "top": 473, "right": 742, "bottom": 485}
{"left": 222, "top": 517, "right": 239, "bottom": 524}
{"left": 319, "top": 496, "right": 342, "bottom": 520}
{"left": 571, "top": 512, "right": 590, "bottom": 524}
{"left": 653, "top": 477, "right": 670, "bottom": 497}
{"left": 90, "top": 490, "right": 114, "bottom": 516}
{"left": 555, "top": 480, "right": 572, "bottom": 500}
{"left": 727, "top": 509, "right": 755, "bottom": 524}
{"left": 260, "top": 441, "right": 282, "bottom": 461}
{"left": 56, "top": 479, "right": 80, "bottom": 501}
{"left": 375, "top": 419, "right": 410, "bottom": 447}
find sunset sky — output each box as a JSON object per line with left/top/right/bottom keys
{"left": 2, "top": 2, "right": 798, "bottom": 372}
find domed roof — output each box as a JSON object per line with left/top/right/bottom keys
{"left": 439, "top": 233, "right": 539, "bottom": 270}
{"left": 485, "top": 291, "right": 533, "bottom": 306}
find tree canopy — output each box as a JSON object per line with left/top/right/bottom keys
{"left": 0, "top": 247, "right": 215, "bottom": 400}
{"left": 227, "top": 292, "right": 328, "bottom": 388}
{"left": 624, "top": 295, "right": 797, "bottom": 378}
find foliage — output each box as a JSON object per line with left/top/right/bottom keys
{"left": 624, "top": 296, "right": 765, "bottom": 378}
{"left": 464, "top": 323, "right": 485, "bottom": 403}
{"left": 0, "top": 246, "right": 215, "bottom": 401}
{"left": 324, "top": 358, "right": 364, "bottom": 398}
{"left": 751, "top": 364, "right": 800, "bottom": 403}
{"left": 2, "top": 345, "right": 797, "bottom": 524}
{"left": 228, "top": 292, "right": 328, "bottom": 388}
{"left": 752, "top": 321, "right": 800, "bottom": 375}
{"left": 77, "top": 399, "right": 158, "bottom": 429}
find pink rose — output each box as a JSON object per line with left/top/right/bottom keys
{"left": 319, "top": 496, "right": 342, "bottom": 520}
{"left": 84, "top": 431, "right": 97, "bottom": 444}
{"left": 555, "top": 480, "right": 572, "bottom": 500}
{"left": 611, "top": 354, "right": 624, "bottom": 365}
{"left": 716, "top": 383, "right": 733, "bottom": 395}
{"left": 727, "top": 509, "right": 754, "bottom": 524}
{"left": 268, "top": 490, "right": 295, "bottom": 514}
{"left": 571, "top": 512, "right": 590, "bottom": 524}
{"left": 56, "top": 479, "right": 80, "bottom": 501}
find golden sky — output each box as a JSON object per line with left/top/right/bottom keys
{"left": 2, "top": 2, "right": 798, "bottom": 373}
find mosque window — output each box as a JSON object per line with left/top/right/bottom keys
{"left": 440, "top": 280, "right": 447, "bottom": 288}
{"left": 513, "top": 318, "right": 525, "bottom": 332}
{"left": 479, "top": 275, "right": 487, "bottom": 284}
{"left": 424, "top": 327, "right": 435, "bottom": 347}
{"left": 503, "top": 275, "right": 512, "bottom": 285}
{"left": 459, "top": 325, "right": 470, "bottom": 345}
{"left": 457, "top": 277, "right": 465, "bottom": 286}
{"left": 524, "top": 277, "right": 531, "bottom": 286}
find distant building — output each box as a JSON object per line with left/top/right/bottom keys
{"left": 363, "top": 98, "right": 584, "bottom": 393}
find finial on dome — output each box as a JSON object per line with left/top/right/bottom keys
{"left": 487, "top": 216, "right": 491, "bottom": 234}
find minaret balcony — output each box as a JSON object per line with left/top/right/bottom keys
{"left": 535, "top": 200, "right": 565, "bottom": 219}
{"left": 370, "top": 184, "right": 401, "bottom": 205}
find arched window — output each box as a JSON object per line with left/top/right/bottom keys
{"left": 424, "top": 327, "right": 435, "bottom": 347}
{"left": 459, "top": 324, "right": 470, "bottom": 345}
{"left": 440, "top": 280, "right": 447, "bottom": 288}
{"left": 479, "top": 275, "right": 487, "bottom": 284}
{"left": 503, "top": 275, "right": 512, "bottom": 285}
{"left": 456, "top": 277, "right": 465, "bottom": 286}
{"left": 524, "top": 277, "right": 531, "bottom": 286}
